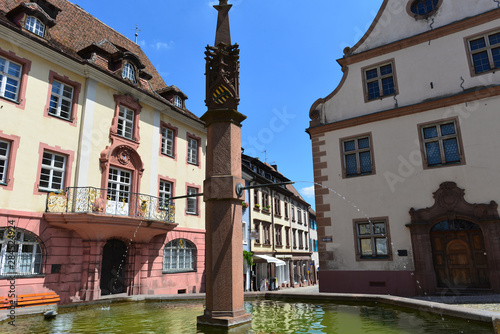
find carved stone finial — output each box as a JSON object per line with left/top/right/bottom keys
{"left": 206, "top": 0, "right": 239, "bottom": 111}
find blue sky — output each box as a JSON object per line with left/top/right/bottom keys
{"left": 76, "top": 0, "right": 384, "bottom": 208}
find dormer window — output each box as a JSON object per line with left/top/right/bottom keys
{"left": 25, "top": 16, "right": 45, "bottom": 37}
{"left": 174, "top": 95, "right": 183, "bottom": 108}
{"left": 122, "top": 63, "right": 137, "bottom": 84}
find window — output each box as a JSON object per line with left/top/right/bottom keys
{"left": 297, "top": 208, "right": 302, "bottom": 224}
{"left": 284, "top": 202, "right": 289, "bottom": 219}
{"left": 242, "top": 221, "right": 248, "bottom": 244}
{"left": 274, "top": 196, "right": 281, "bottom": 216}
{"left": 0, "top": 140, "right": 10, "bottom": 184}
{"left": 275, "top": 225, "right": 282, "bottom": 246}
{"left": 25, "top": 16, "right": 45, "bottom": 37}
{"left": 467, "top": 30, "right": 500, "bottom": 75}
{"left": 108, "top": 167, "right": 131, "bottom": 204}
{"left": 354, "top": 218, "right": 391, "bottom": 260}
{"left": 341, "top": 134, "right": 374, "bottom": 177}
{"left": 161, "top": 127, "right": 175, "bottom": 157}
{"left": 163, "top": 238, "right": 196, "bottom": 273}
{"left": 292, "top": 229, "right": 297, "bottom": 249}
{"left": 363, "top": 61, "right": 396, "bottom": 101}
{"left": 174, "top": 95, "right": 183, "bottom": 108}
{"left": 187, "top": 138, "right": 198, "bottom": 165}
{"left": 159, "top": 180, "right": 172, "bottom": 209}
{"left": 0, "top": 56, "right": 21, "bottom": 101}
{"left": 39, "top": 151, "right": 66, "bottom": 192}
{"left": 186, "top": 187, "right": 198, "bottom": 215}
{"left": 253, "top": 189, "right": 259, "bottom": 208}
{"left": 122, "top": 63, "right": 136, "bottom": 84}
{"left": 117, "top": 106, "right": 134, "bottom": 140}
{"left": 291, "top": 205, "right": 296, "bottom": 222}
{"left": 263, "top": 223, "right": 271, "bottom": 245}
{"left": 409, "top": 0, "right": 440, "bottom": 17}
{"left": 254, "top": 221, "right": 261, "bottom": 244}
{"left": 49, "top": 80, "right": 74, "bottom": 120}
{"left": 419, "top": 119, "right": 464, "bottom": 168}
{"left": 305, "top": 232, "right": 308, "bottom": 250}
{"left": 0, "top": 228, "right": 43, "bottom": 276}
{"left": 262, "top": 192, "right": 269, "bottom": 210}
{"left": 285, "top": 227, "right": 290, "bottom": 247}
{"left": 298, "top": 231, "right": 303, "bottom": 249}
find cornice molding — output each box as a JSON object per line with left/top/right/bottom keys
{"left": 307, "top": 85, "right": 500, "bottom": 136}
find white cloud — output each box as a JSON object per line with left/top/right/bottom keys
{"left": 152, "top": 41, "right": 174, "bottom": 50}
{"left": 300, "top": 185, "right": 315, "bottom": 198}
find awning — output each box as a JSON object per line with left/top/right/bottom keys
{"left": 254, "top": 254, "right": 286, "bottom": 266}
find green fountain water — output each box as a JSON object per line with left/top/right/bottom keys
{"left": 1, "top": 299, "right": 492, "bottom": 333}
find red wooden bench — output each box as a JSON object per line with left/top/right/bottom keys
{"left": 0, "top": 292, "right": 60, "bottom": 309}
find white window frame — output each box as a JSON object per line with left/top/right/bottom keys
{"left": 187, "top": 138, "right": 198, "bottom": 165}
{"left": 39, "top": 151, "right": 66, "bottom": 192}
{"left": 163, "top": 239, "right": 196, "bottom": 273}
{"left": 159, "top": 180, "right": 172, "bottom": 209}
{"left": 186, "top": 187, "right": 198, "bottom": 215}
{"left": 174, "top": 95, "right": 183, "bottom": 108}
{"left": 161, "top": 127, "right": 175, "bottom": 157}
{"left": 117, "top": 106, "right": 135, "bottom": 140}
{"left": 122, "top": 63, "right": 137, "bottom": 84}
{"left": 49, "top": 80, "right": 74, "bottom": 120}
{"left": 0, "top": 228, "right": 43, "bottom": 276}
{"left": 25, "top": 16, "right": 45, "bottom": 37}
{"left": 0, "top": 56, "right": 22, "bottom": 101}
{"left": 0, "top": 140, "right": 10, "bottom": 184}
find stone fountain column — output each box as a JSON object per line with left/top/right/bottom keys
{"left": 196, "top": 0, "right": 252, "bottom": 328}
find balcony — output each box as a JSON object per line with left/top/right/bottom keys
{"left": 44, "top": 187, "right": 177, "bottom": 242}
{"left": 46, "top": 187, "right": 175, "bottom": 223}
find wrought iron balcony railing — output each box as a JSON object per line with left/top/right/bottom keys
{"left": 46, "top": 187, "right": 175, "bottom": 224}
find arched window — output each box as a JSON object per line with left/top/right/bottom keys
{"left": 0, "top": 228, "right": 43, "bottom": 276}
{"left": 122, "top": 63, "right": 137, "bottom": 84}
{"left": 163, "top": 238, "right": 196, "bottom": 273}
{"left": 25, "top": 16, "right": 45, "bottom": 37}
{"left": 410, "top": 0, "right": 440, "bottom": 17}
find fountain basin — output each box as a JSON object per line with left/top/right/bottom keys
{"left": 1, "top": 292, "right": 498, "bottom": 333}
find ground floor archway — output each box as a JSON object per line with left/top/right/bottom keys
{"left": 100, "top": 239, "right": 127, "bottom": 295}
{"left": 408, "top": 182, "right": 500, "bottom": 295}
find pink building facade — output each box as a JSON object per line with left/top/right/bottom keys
{"left": 0, "top": 0, "right": 207, "bottom": 304}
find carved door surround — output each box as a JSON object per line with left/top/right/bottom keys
{"left": 407, "top": 182, "right": 500, "bottom": 295}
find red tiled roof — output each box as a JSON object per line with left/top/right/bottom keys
{"left": 0, "top": 0, "right": 202, "bottom": 123}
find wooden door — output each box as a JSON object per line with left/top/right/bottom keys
{"left": 431, "top": 225, "right": 490, "bottom": 290}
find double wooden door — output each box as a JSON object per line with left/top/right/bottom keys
{"left": 431, "top": 225, "right": 490, "bottom": 289}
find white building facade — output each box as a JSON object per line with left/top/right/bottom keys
{"left": 308, "top": 0, "right": 500, "bottom": 296}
